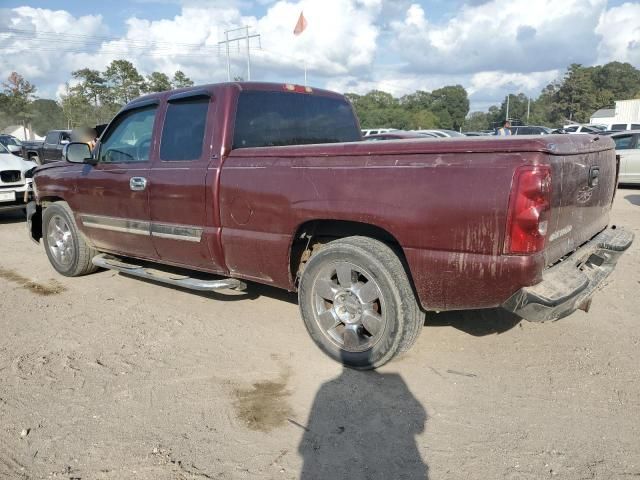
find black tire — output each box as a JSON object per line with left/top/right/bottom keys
{"left": 42, "top": 201, "right": 98, "bottom": 277}
{"left": 30, "top": 154, "right": 41, "bottom": 166}
{"left": 298, "top": 236, "right": 424, "bottom": 370}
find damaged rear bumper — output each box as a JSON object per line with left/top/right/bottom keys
{"left": 502, "top": 226, "right": 634, "bottom": 322}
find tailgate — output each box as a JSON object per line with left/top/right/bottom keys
{"left": 545, "top": 137, "right": 618, "bottom": 265}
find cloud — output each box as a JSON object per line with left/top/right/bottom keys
{"left": 390, "top": 0, "right": 608, "bottom": 75}
{"left": 0, "top": 7, "right": 106, "bottom": 83}
{"left": 1, "top": 0, "right": 639, "bottom": 114}
{"left": 595, "top": 2, "right": 640, "bottom": 65}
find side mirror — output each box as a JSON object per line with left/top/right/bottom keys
{"left": 64, "top": 142, "right": 96, "bottom": 165}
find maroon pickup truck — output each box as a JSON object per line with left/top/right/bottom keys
{"left": 27, "top": 82, "right": 633, "bottom": 369}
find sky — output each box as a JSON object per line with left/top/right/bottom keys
{"left": 1, "top": 0, "right": 639, "bottom": 112}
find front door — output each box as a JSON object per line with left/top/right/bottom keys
{"left": 624, "top": 134, "right": 640, "bottom": 184}
{"left": 614, "top": 133, "right": 640, "bottom": 184}
{"left": 72, "top": 102, "right": 159, "bottom": 260}
{"left": 148, "top": 91, "right": 225, "bottom": 272}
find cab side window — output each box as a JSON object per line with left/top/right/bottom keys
{"left": 99, "top": 106, "right": 157, "bottom": 164}
{"left": 160, "top": 97, "right": 210, "bottom": 161}
{"left": 613, "top": 135, "right": 633, "bottom": 150}
{"left": 613, "top": 135, "right": 635, "bottom": 150}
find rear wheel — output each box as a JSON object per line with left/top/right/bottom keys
{"left": 30, "top": 154, "right": 41, "bottom": 165}
{"left": 42, "top": 201, "right": 98, "bottom": 277}
{"left": 298, "top": 236, "right": 424, "bottom": 369}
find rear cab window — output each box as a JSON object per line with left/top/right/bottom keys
{"left": 612, "top": 124, "right": 627, "bottom": 131}
{"left": 232, "top": 90, "right": 361, "bottom": 149}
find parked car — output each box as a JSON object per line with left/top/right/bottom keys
{"left": 413, "top": 129, "right": 465, "bottom": 138}
{"left": 563, "top": 124, "right": 607, "bottom": 134}
{"left": 602, "top": 123, "right": 640, "bottom": 132}
{"left": 22, "top": 130, "right": 72, "bottom": 165}
{"left": 0, "top": 143, "right": 36, "bottom": 214}
{"left": 361, "top": 128, "right": 396, "bottom": 137}
{"left": 0, "top": 134, "right": 24, "bottom": 157}
{"left": 27, "top": 82, "right": 633, "bottom": 369}
{"left": 611, "top": 130, "right": 640, "bottom": 184}
{"left": 463, "top": 131, "right": 492, "bottom": 136}
{"left": 364, "top": 131, "right": 438, "bottom": 141}
{"left": 510, "top": 126, "right": 553, "bottom": 135}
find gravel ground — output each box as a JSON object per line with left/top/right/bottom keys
{"left": 1, "top": 189, "right": 639, "bottom": 480}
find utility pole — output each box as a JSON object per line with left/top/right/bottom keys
{"left": 219, "top": 26, "right": 261, "bottom": 81}
{"left": 224, "top": 31, "right": 230, "bottom": 81}
{"left": 527, "top": 96, "right": 531, "bottom": 123}
{"left": 505, "top": 94, "right": 510, "bottom": 121}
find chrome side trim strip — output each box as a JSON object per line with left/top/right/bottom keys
{"left": 151, "top": 228, "right": 203, "bottom": 242}
{"left": 80, "top": 214, "right": 203, "bottom": 242}
{"left": 81, "top": 215, "right": 150, "bottom": 236}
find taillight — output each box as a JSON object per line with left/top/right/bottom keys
{"left": 504, "top": 165, "right": 552, "bottom": 254}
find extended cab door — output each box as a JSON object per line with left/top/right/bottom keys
{"left": 147, "top": 89, "right": 225, "bottom": 272}
{"left": 71, "top": 101, "right": 159, "bottom": 259}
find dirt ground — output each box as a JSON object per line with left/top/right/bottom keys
{"left": 1, "top": 190, "right": 639, "bottom": 480}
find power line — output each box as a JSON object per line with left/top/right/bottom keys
{"left": 0, "top": 27, "right": 224, "bottom": 50}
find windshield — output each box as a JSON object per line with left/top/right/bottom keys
{"left": 0, "top": 143, "right": 9, "bottom": 154}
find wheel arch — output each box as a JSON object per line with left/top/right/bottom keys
{"left": 30, "top": 196, "right": 66, "bottom": 242}
{"left": 289, "top": 219, "right": 417, "bottom": 298}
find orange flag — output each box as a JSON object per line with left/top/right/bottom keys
{"left": 293, "top": 11, "right": 307, "bottom": 35}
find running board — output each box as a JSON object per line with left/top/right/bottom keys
{"left": 92, "top": 254, "right": 247, "bottom": 292}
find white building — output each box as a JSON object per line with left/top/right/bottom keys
{"left": 1, "top": 124, "right": 44, "bottom": 141}
{"left": 590, "top": 99, "right": 640, "bottom": 130}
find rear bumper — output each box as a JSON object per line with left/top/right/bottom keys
{"left": 502, "top": 226, "right": 634, "bottom": 322}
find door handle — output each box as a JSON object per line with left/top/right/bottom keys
{"left": 130, "top": 177, "right": 148, "bottom": 191}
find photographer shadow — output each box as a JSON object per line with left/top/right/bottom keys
{"left": 298, "top": 351, "right": 428, "bottom": 479}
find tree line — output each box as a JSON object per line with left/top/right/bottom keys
{"left": 350, "top": 61, "right": 640, "bottom": 131}
{"left": 0, "top": 60, "right": 194, "bottom": 137}
{"left": 1, "top": 60, "right": 639, "bottom": 138}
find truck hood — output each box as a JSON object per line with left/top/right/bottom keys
{"left": 230, "top": 134, "right": 614, "bottom": 158}
{"left": 0, "top": 153, "right": 36, "bottom": 172}
{"left": 32, "top": 160, "right": 73, "bottom": 176}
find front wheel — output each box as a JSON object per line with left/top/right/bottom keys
{"left": 42, "top": 201, "right": 98, "bottom": 277}
{"left": 298, "top": 236, "right": 424, "bottom": 370}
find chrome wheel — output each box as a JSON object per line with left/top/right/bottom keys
{"left": 312, "top": 261, "right": 387, "bottom": 352}
{"left": 47, "top": 214, "right": 74, "bottom": 267}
